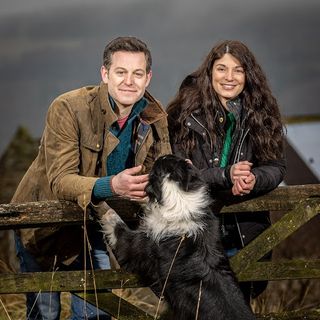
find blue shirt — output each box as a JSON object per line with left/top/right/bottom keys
{"left": 92, "top": 95, "right": 147, "bottom": 200}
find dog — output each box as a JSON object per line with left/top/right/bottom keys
{"left": 99, "top": 155, "right": 255, "bottom": 320}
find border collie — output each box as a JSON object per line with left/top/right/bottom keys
{"left": 99, "top": 155, "right": 255, "bottom": 320}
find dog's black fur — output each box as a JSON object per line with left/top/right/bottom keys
{"left": 100, "top": 155, "right": 255, "bottom": 320}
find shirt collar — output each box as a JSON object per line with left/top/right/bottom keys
{"left": 108, "top": 95, "right": 147, "bottom": 120}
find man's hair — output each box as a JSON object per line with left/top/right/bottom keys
{"left": 103, "top": 36, "right": 152, "bottom": 73}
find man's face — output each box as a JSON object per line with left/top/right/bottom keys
{"left": 101, "top": 51, "right": 152, "bottom": 111}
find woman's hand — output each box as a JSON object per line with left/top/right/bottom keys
{"left": 230, "top": 161, "right": 253, "bottom": 184}
{"left": 231, "top": 172, "right": 256, "bottom": 196}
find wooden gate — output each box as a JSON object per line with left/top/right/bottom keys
{"left": 0, "top": 184, "right": 319, "bottom": 319}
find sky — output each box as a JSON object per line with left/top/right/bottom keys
{"left": 0, "top": 0, "right": 319, "bottom": 158}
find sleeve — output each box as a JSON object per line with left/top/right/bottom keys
{"left": 200, "top": 166, "right": 232, "bottom": 190}
{"left": 44, "top": 97, "right": 98, "bottom": 207}
{"left": 171, "top": 142, "right": 232, "bottom": 191}
{"left": 92, "top": 176, "right": 114, "bottom": 200}
{"left": 251, "top": 157, "right": 286, "bottom": 194}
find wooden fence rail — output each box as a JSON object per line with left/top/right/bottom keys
{"left": 0, "top": 184, "right": 320, "bottom": 319}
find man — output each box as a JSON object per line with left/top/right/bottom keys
{"left": 12, "top": 36, "right": 171, "bottom": 320}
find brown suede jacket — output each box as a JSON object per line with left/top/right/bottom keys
{"left": 12, "top": 82, "right": 171, "bottom": 269}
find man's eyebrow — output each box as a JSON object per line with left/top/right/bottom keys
{"left": 114, "top": 67, "right": 145, "bottom": 72}
{"left": 134, "top": 69, "right": 146, "bottom": 73}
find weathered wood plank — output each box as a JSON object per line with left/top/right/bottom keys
{"left": 0, "top": 185, "right": 319, "bottom": 229}
{"left": 230, "top": 198, "right": 320, "bottom": 274}
{"left": 0, "top": 270, "right": 140, "bottom": 293}
{"left": 237, "top": 260, "right": 320, "bottom": 281}
{"left": 0, "top": 199, "right": 141, "bottom": 229}
{"left": 0, "top": 200, "right": 87, "bottom": 228}
{"left": 256, "top": 309, "right": 320, "bottom": 320}
{"left": 221, "top": 184, "right": 320, "bottom": 213}
{"left": 75, "top": 292, "right": 158, "bottom": 320}
{"left": 1, "top": 259, "right": 319, "bottom": 296}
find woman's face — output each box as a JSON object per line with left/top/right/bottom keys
{"left": 211, "top": 53, "right": 245, "bottom": 108}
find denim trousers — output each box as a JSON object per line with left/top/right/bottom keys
{"left": 15, "top": 227, "right": 111, "bottom": 320}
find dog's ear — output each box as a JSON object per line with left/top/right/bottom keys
{"left": 168, "top": 161, "right": 203, "bottom": 192}
{"left": 146, "top": 154, "right": 203, "bottom": 202}
{"left": 145, "top": 178, "right": 162, "bottom": 203}
{"left": 185, "top": 165, "right": 204, "bottom": 192}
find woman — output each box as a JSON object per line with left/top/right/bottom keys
{"left": 167, "top": 40, "right": 286, "bottom": 301}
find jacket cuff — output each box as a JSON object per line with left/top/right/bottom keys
{"left": 224, "top": 165, "right": 233, "bottom": 187}
{"left": 92, "top": 176, "right": 114, "bottom": 201}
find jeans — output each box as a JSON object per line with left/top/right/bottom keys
{"left": 15, "top": 227, "right": 111, "bottom": 320}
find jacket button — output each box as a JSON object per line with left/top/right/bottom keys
{"left": 187, "top": 122, "right": 191, "bottom": 126}
{"left": 209, "top": 159, "right": 213, "bottom": 163}
{"left": 202, "top": 131, "right": 206, "bottom": 136}
{"left": 213, "top": 157, "right": 219, "bottom": 165}
{"left": 219, "top": 117, "right": 224, "bottom": 123}
{"left": 96, "top": 144, "right": 100, "bottom": 148}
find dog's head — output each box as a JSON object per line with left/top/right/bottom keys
{"left": 145, "top": 154, "right": 205, "bottom": 205}
{"left": 143, "top": 155, "right": 211, "bottom": 239}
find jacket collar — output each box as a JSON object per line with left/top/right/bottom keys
{"left": 140, "top": 90, "right": 168, "bottom": 124}
{"left": 97, "top": 82, "right": 118, "bottom": 129}
{"left": 187, "top": 97, "right": 244, "bottom": 133}
{"left": 108, "top": 94, "right": 148, "bottom": 122}
{"left": 226, "top": 97, "right": 242, "bottom": 122}
{"left": 93, "top": 82, "right": 167, "bottom": 129}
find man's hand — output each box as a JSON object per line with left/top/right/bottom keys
{"left": 111, "top": 165, "right": 149, "bottom": 200}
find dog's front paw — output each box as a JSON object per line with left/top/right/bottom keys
{"left": 100, "top": 209, "right": 123, "bottom": 248}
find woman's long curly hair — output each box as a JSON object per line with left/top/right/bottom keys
{"left": 167, "top": 40, "right": 285, "bottom": 161}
